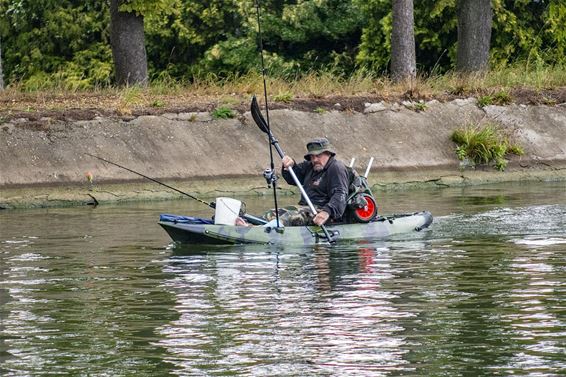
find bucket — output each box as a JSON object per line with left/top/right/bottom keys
{"left": 214, "top": 197, "right": 242, "bottom": 225}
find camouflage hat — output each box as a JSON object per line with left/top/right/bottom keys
{"left": 304, "top": 137, "right": 336, "bottom": 160}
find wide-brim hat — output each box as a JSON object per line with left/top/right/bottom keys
{"left": 304, "top": 137, "right": 336, "bottom": 160}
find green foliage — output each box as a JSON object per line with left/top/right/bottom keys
{"left": 357, "top": 0, "right": 566, "bottom": 74}
{"left": 0, "top": 0, "right": 564, "bottom": 87}
{"left": 258, "top": 0, "right": 365, "bottom": 74}
{"left": 356, "top": 0, "right": 458, "bottom": 73}
{"left": 353, "top": 0, "right": 391, "bottom": 72}
{"left": 0, "top": 1, "right": 111, "bottom": 87}
{"left": 119, "top": 0, "right": 177, "bottom": 16}
{"left": 120, "top": 86, "right": 144, "bottom": 106}
{"left": 313, "top": 107, "right": 326, "bottom": 114}
{"left": 492, "top": 90, "right": 512, "bottom": 105}
{"left": 212, "top": 106, "right": 234, "bottom": 119}
{"left": 477, "top": 90, "right": 512, "bottom": 107}
{"left": 409, "top": 101, "right": 427, "bottom": 112}
{"left": 477, "top": 95, "right": 493, "bottom": 107}
{"left": 451, "top": 123, "right": 524, "bottom": 171}
{"left": 151, "top": 99, "right": 165, "bottom": 108}
{"left": 273, "top": 91, "right": 294, "bottom": 103}
{"left": 144, "top": 0, "right": 243, "bottom": 79}
{"left": 491, "top": 0, "right": 566, "bottom": 68}
{"left": 199, "top": 37, "right": 264, "bottom": 77}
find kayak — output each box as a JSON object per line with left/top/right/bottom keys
{"left": 158, "top": 211, "right": 433, "bottom": 245}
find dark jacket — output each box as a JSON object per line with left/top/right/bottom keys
{"left": 281, "top": 156, "right": 349, "bottom": 220}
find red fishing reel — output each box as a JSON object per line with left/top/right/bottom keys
{"left": 351, "top": 193, "right": 377, "bottom": 223}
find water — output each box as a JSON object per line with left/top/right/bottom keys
{"left": 1, "top": 182, "right": 565, "bottom": 376}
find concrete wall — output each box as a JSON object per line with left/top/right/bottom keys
{"left": 1, "top": 98, "right": 566, "bottom": 207}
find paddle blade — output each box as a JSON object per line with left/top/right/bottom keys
{"left": 251, "top": 95, "right": 269, "bottom": 134}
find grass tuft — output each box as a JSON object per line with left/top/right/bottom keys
{"left": 478, "top": 90, "right": 512, "bottom": 107}
{"left": 212, "top": 106, "right": 235, "bottom": 119}
{"left": 273, "top": 91, "right": 294, "bottom": 103}
{"left": 451, "top": 123, "right": 524, "bottom": 171}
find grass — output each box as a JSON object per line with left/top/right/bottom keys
{"left": 273, "top": 91, "right": 294, "bottom": 103}
{"left": 211, "top": 106, "right": 235, "bottom": 119}
{"left": 0, "top": 63, "right": 564, "bottom": 115}
{"left": 405, "top": 100, "right": 428, "bottom": 112}
{"left": 451, "top": 123, "right": 525, "bottom": 171}
{"left": 151, "top": 99, "right": 165, "bottom": 108}
{"left": 477, "top": 90, "right": 512, "bottom": 107}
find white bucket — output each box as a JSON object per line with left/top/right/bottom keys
{"left": 214, "top": 197, "right": 242, "bottom": 225}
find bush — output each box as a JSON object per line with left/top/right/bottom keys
{"left": 451, "top": 123, "right": 524, "bottom": 171}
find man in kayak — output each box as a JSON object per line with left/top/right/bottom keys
{"left": 272, "top": 137, "right": 350, "bottom": 226}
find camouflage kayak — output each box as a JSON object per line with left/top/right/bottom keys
{"left": 159, "top": 211, "right": 433, "bottom": 245}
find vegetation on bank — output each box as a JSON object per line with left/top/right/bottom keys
{"left": 1, "top": 1, "right": 565, "bottom": 89}
{"left": 0, "top": 64, "right": 565, "bottom": 116}
{"left": 451, "top": 123, "right": 525, "bottom": 171}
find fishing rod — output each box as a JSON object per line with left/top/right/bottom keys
{"left": 85, "top": 153, "right": 268, "bottom": 225}
{"left": 255, "top": 0, "right": 281, "bottom": 229}
{"left": 86, "top": 153, "right": 212, "bottom": 206}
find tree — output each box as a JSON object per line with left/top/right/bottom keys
{"left": 110, "top": 0, "right": 148, "bottom": 86}
{"left": 491, "top": 0, "right": 566, "bottom": 67}
{"left": 144, "top": 0, "right": 243, "bottom": 80}
{"left": 390, "top": 0, "right": 416, "bottom": 81}
{"left": 0, "top": 36, "right": 4, "bottom": 90}
{"left": 456, "top": 0, "right": 492, "bottom": 72}
{"left": 0, "top": 1, "right": 111, "bottom": 89}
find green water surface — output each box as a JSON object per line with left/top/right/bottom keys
{"left": 1, "top": 182, "right": 565, "bottom": 376}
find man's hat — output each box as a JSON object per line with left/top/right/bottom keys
{"left": 304, "top": 137, "right": 336, "bottom": 160}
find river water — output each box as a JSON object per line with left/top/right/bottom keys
{"left": 1, "top": 182, "right": 565, "bottom": 376}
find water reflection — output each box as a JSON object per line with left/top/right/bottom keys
{"left": 158, "top": 245, "right": 418, "bottom": 376}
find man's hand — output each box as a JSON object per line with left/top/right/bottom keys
{"left": 282, "top": 155, "right": 295, "bottom": 170}
{"left": 312, "top": 210, "right": 330, "bottom": 226}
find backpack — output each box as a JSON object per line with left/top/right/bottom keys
{"left": 344, "top": 167, "right": 378, "bottom": 223}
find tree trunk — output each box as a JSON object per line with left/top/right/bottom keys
{"left": 0, "top": 36, "right": 4, "bottom": 90}
{"left": 391, "top": 0, "right": 416, "bottom": 82}
{"left": 456, "top": 0, "right": 492, "bottom": 73}
{"left": 110, "top": 0, "right": 148, "bottom": 86}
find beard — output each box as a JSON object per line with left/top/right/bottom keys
{"left": 312, "top": 162, "right": 324, "bottom": 171}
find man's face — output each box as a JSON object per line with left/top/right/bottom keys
{"left": 310, "top": 152, "right": 331, "bottom": 171}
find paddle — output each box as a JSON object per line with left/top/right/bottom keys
{"left": 250, "top": 96, "right": 337, "bottom": 243}
{"left": 84, "top": 153, "right": 267, "bottom": 225}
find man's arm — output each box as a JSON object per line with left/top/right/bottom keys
{"left": 281, "top": 156, "right": 307, "bottom": 186}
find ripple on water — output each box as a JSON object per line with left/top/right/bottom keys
{"left": 1, "top": 192, "right": 565, "bottom": 376}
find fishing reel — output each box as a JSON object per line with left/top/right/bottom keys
{"left": 263, "top": 168, "right": 278, "bottom": 188}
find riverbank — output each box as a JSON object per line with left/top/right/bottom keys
{"left": 1, "top": 97, "right": 566, "bottom": 209}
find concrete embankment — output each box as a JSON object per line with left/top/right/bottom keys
{"left": 1, "top": 98, "right": 566, "bottom": 209}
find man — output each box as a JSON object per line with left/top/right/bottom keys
{"left": 279, "top": 137, "right": 350, "bottom": 226}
